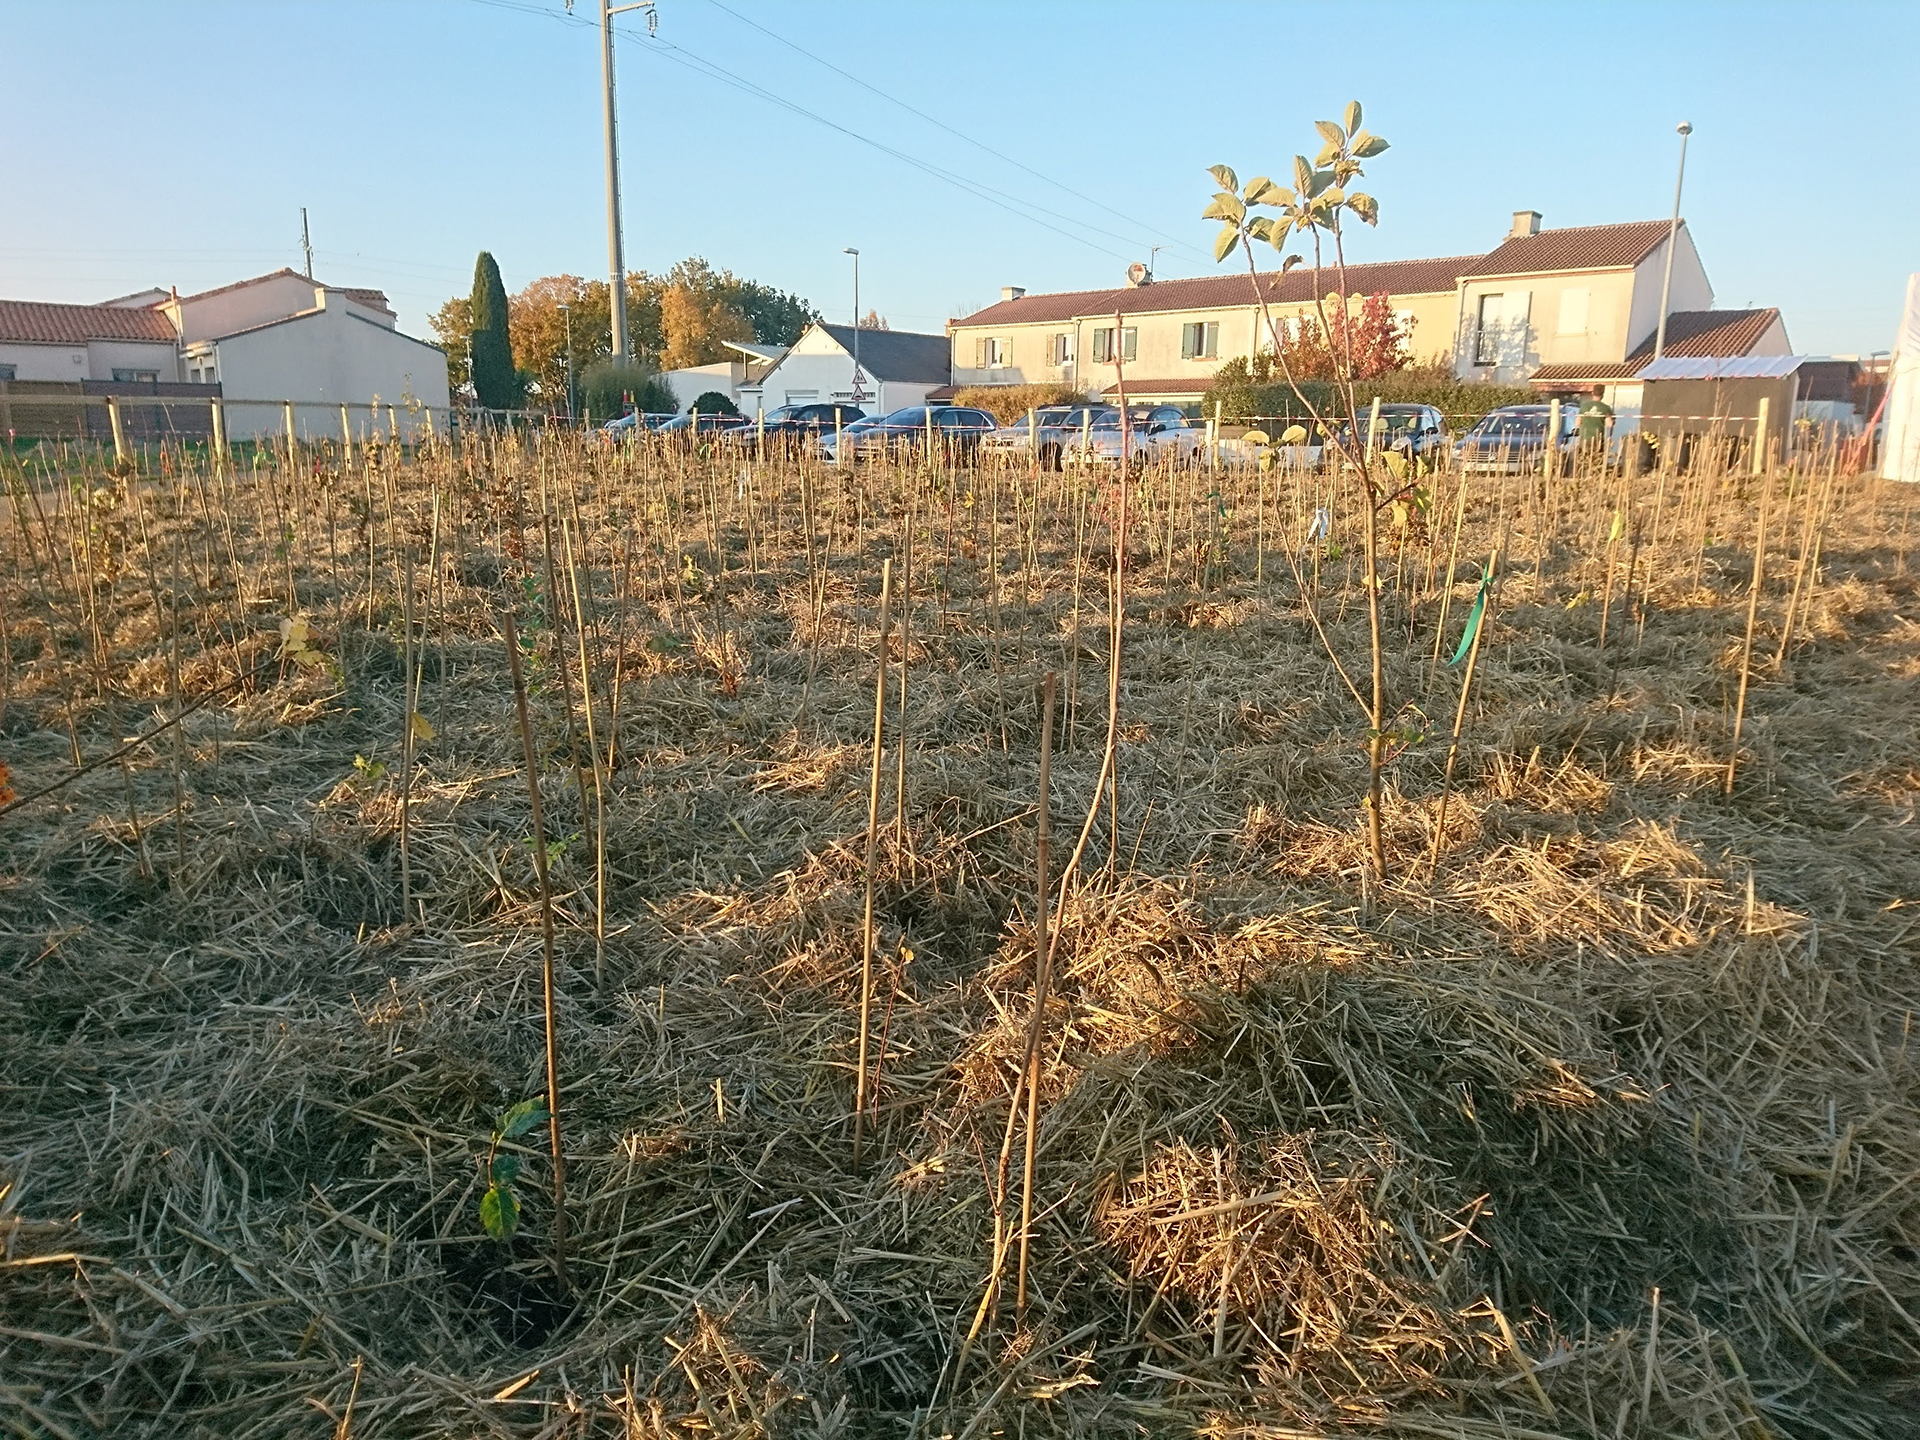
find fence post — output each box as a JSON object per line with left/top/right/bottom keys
{"left": 341, "top": 403, "right": 355, "bottom": 466}
{"left": 387, "top": 405, "right": 399, "bottom": 444}
{"left": 1364, "top": 395, "right": 1382, "bottom": 467}
{"left": 106, "top": 396, "right": 130, "bottom": 467}
{"left": 1753, "top": 395, "right": 1770, "bottom": 477}
{"left": 284, "top": 401, "right": 298, "bottom": 470}
{"left": 1545, "top": 397, "right": 1562, "bottom": 483}
{"left": 209, "top": 398, "right": 228, "bottom": 470}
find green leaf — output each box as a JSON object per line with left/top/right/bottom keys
{"left": 490, "top": 1154, "right": 521, "bottom": 1186}
{"left": 1314, "top": 119, "right": 1345, "bottom": 147}
{"left": 1246, "top": 216, "right": 1276, "bottom": 244}
{"left": 1208, "top": 163, "right": 1238, "bottom": 193}
{"left": 1202, "top": 192, "right": 1245, "bottom": 223}
{"left": 1281, "top": 254, "right": 1304, "bottom": 272}
{"left": 1310, "top": 168, "right": 1338, "bottom": 198}
{"left": 1244, "top": 176, "right": 1288, "bottom": 206}
{"left": 497, "top": 1098, "right": 549, "bottom": 1141}
{"left": 1292, "top": 155, "right": 1312, "bottom": 193}
{"left": 1315, "top": 140, "right": 1340, "bottom": 168}
{"left": 1352, "top": 133, "right": 1390, "bottom": 158}
{"left": 1213, "top": 224, "right": 1240, "bottom": 263}
{"left": 1344, "top": 100, "right": 1362, "bottom": 135}
{"left": 1347, "top": 192, "right": 1379, "bottom": 225}
{"left": 479, "top": 1182, "right": 520, "bottom": 1241}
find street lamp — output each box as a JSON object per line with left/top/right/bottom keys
{"left": 558, "top": 302, "right": 575, "bottom": 426}
{"left": 843, "top": 247, "right": 863, "bottom": 407}
{"left": 1652, "top": 121, "right": 1693, "bottom": 362}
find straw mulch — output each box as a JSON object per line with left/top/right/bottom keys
{"left": 2, "top": 450, "right": 1918, "bottom": 1438}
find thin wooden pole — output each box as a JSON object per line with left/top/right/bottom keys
{"left": 1015, "top": 673, "right": 1057, "bottom": 1317}
{"left": 853, "top": 558, "right": 893, "bottom": 1165}
{"left": 1725, "top": 457, "right": 1777, "bottom": 794}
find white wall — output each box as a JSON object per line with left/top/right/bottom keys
{"left": 660, "top": 363, "right": 746, "bottom": 412}
{"left": 212, "top": 296, "right": 447, "bottom": 440}
{"left": 86, "top": 338, "right": 182, "bottom": 381}
{"left": 0, "top": 342, "right": 89, "bottom": 381}
{"left": 1625, "top": 228, "right": 1713, "bottom": 356}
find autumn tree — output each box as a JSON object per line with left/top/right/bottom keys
{"left": 1271, "top": 291, "right": 1411, "bottom": 381}
{"left": 661, "top": 281, "right": 755, "bottom": 370}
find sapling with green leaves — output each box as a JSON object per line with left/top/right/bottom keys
{"left": 1204, "top": 101, "right": 1400, "bottom": 881}
{"left": 478, "top": 1098, "right": 550, "bottom": 1241}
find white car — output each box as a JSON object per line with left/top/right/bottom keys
{"left": 1063, "top": 414, "right": 1209, "bottom": 468}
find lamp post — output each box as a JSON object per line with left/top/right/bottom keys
{"left": 844, "top": 247, "right": 863, "bottom": 407}
{"left": 559, "top": 302, "right": 575, "bottom": 426}
{"left": 1652, "top": 121, "right": 1693, "bottom": 363}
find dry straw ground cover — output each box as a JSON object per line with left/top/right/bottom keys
{"left": 1, "top": 425, "right": 1917, "bottom": 1439}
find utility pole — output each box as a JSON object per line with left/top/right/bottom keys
{"left": 300, "top": 207, "right": 314, "bottom": 278}
{"left": 844, "top": 247, "right": 862, "bottom": 406}
{"left": 1652, "top": 121, "right": 1692, "bottom": 362}
{"left": 600, "top": 0, "right": 657, "bottom": 363}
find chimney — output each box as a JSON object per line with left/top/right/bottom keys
{"left": 1509, "top": 210, "right": 1542, "bottom": 239}
{"left": 1001, "top": 286, "right": 1026, "bottom": 302}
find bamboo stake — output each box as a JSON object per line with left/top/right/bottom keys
{"left": 1015, "top": 673, "right": 1057, "bottom": 1317}
{"left": 1724, "top": 457, "right": 1778, "bottom": 794}
{"left": 501, "top": 610, "right": 568, "bottom": 1291}
{"left": 1427, "top": 554, "right": 1498, "bottom": 879}
{"left": 853, "top": 558, "right": 892, "bottom": 1166}
{"left": 893, "top": 481, "right": 913, "bottom": 847}
{"left": 562, "top": 516, "right": 609, "bottom": 993}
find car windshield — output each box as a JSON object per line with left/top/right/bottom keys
{"left": 878, "top": 408, "right": 928, "bottom": 426}
{"left": 1469, "top": 411, "right": 1548, "bottom": 439}
{"left": 763, "top": 406, "right": 805, "bottom": 423}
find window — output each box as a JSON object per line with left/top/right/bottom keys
{"left": 1180, "top": 321, "right": 1219, "bottom": 360}
{"left": 1092, "top": 326, "right": 1137, "bottom": 363}
{"left": 1473, "top": 295, "right": 1502, "bottom": 366}
{"left": 111, "top": 368, "right": 159, "bottom": 383}
{"left": 0, "top": 364, "right": 15, "bottom": 382}
{"left": 1051, "top": 332, "right": 1075, "bottom": 366}
{"left": 1557, "top": 287, "right": 1590, "bottom": 336}
{"left": 974, "top": 337, "right": 1008, "bottom": 368}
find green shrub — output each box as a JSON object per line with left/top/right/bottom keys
{"left": 689, "top": 390, "right": 740, "bottom": 417}
{"left": 952, "top": 382, "right": 1090, "bottom": 425}
{"left": 578, "top": 359, "right": 674, "bottom": 422}
{"left": 1203, "top": 360, "right": 1535, "bottom": 430}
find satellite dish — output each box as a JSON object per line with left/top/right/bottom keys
{"left": 1125, "top": 261, "right": 1151, "bottom": 287}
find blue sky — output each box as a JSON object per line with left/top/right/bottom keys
{"left": 4, "top": 0, "right": 1913, "bottom": 357}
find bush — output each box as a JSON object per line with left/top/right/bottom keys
{"left": 578, "top": 359, "right": 674, "bottom": 422}
{"left": 952, "top": 382, "right": 1090, "bottom": 425}
{"left": 689, "top": 390, "right": 740, "bottom": 417}
{"left": 1203, "top": 360, "right": 1535, "bottom": 431}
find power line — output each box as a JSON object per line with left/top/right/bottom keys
{"left": 455, "top": 0, "right": 1152, "bottom": 266}
{"left": 701, "top": 0, "right": 1202, "bottom": 264}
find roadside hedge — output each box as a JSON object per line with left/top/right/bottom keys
{"left": 1203, "top": 371, "right": 1538, "bottom": 430}
{"left": 952, "top": 382, "right": 1089, "bottom": 424}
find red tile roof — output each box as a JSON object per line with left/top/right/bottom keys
{"left": 1099, "top": 378, "right": 1211, "bottom": 397}
{"left": 0, "top": 300, "right": 178, "bottom": 346}
{"left": 955, "top": 255, "right": 1476, "bottom": 329}
{"left": 1530, "top": 308, "right": 1786, "bottom": 385}
{"left": 1463, "top": 220, "right": 1675, "bottom": 277}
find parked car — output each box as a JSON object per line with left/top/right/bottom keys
{"left": 757, "top": 403, "right": 865, "bottom": 447}
{"left": 980, "top": 403, "right": 1188, "bottom": 469}
{"left": 598, "top": 411, "right": 675, "bottom": 442}
{"left": 815, "top": 413, "right": 889, "bottom": 463}
{"left": 1453, "top": 404, "right": 1579, "bottom": 474}
{"left": 655, "top": 412, "right": 754, "bottom": 447}
{"left": 1331, "top": 404, "right": 1450, "bottom": 462}
{"left": 1062, "top": 412, "right": 1209, "bottom": 469}
{"left": 839, "top": 406, "right": 999, "bottom": 462}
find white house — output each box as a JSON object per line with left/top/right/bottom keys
{"left": 744, "top": 322, "right": 951, "bottom": 417}
{"left": 0, "top": 300, "right": 183, "bottom": 383}
{"left": 658, "top": 341, "right": 786, "bottom": 414}
{"left": 162, "top": 270, "right": 448, "bottom": 440}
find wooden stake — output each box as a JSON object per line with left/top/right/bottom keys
{"left": 1015, "top": 673, "right": 1057, "bottom": 1317}
{"left": 502, "top": 610, "right": 567, "bottom": 1291}
{"left": 853, "top": 558, "right": 892, "bottom": 1165}
{"left": 1724, "top": 457, "right": 1777, "bottom": 794}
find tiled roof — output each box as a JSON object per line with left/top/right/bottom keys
{"left": 818, "top": 323, "right": 951, "bottom": 384}
{"left": 1530, "top": 309, "right": 1786, "bottom": 384}
{"left": 955, "top": 255, "right": 1476, "bottom": 329}
{"left": 1099, "top": 377, "right": 1211, "bottom": 397}
{"left": 0, "top": 299, "right": 178, "bottom": 345}
{"left": 1464, "top": 220, "right": 1675, "bottom": 277}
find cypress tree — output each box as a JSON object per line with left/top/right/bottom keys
{"left": 468, "top": 251, "right": 521, "bottom": 412}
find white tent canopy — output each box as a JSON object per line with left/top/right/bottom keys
{"left": 1882, "top": 273, "right": 1920, "bottom": 484}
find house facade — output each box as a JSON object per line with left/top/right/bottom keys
{"left": 0, "top": 269, "right": 449, "bottom": 441}
{"left": 743, "top": 323, "right": 950, "bottom": 417}
{"left": 947, "top": 211, "right": 1771, "bottom": 407}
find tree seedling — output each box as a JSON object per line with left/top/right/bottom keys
{"left": 479, "top": 1098, "right": 549, "bottom": 1241}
